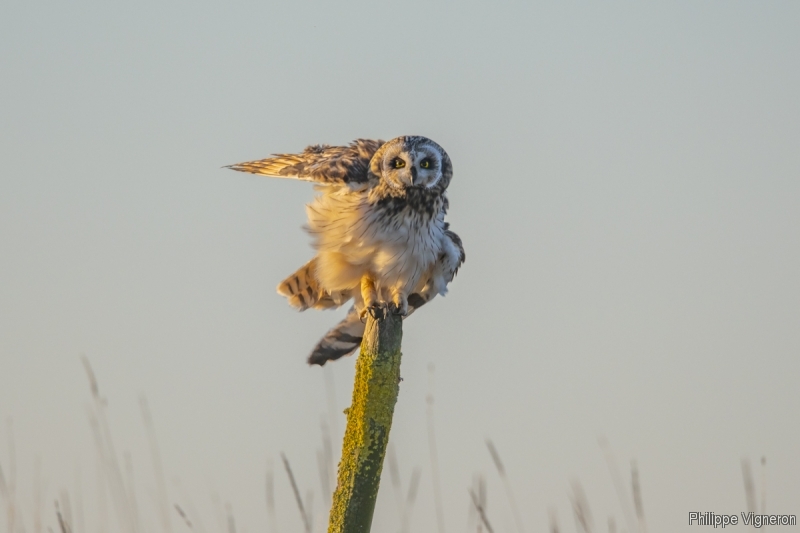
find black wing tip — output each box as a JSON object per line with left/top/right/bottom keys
{"left": 307, "top": 354, "right": 328, "bottom": 366}
{"left": 307, "top": 340, "right": 362, "bottom": 366}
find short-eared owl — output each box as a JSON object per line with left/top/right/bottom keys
{"left": 227, "top": 136, "right": 464, "bottom": 365}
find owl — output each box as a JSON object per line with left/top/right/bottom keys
{"left": 227, "top": 136, "right": 465, "bottom": 365}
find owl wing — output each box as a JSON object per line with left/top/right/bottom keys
{"left": 444, "top": 227, "right": 466, "bottom": 277}
{"left": 226, "top": 139, "right": 384, "bottom": 187}
{"left": 408, "top": 227, "right": 465, "bottom": 308}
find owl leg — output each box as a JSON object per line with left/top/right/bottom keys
{"left": 388, "top": 288, "right": 409, "bottom": 317}
{"left": 360, "top": 275, "right": 386, "bottom": 320}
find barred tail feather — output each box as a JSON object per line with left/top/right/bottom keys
{"left": 277, "top": 260, "right": 316, "bottom": 310}
{"left": 308, "top": 293, "right": 434, "bottom": 366}
{"left": 308, "top": 306, "right": 365, "bottom": 366}
{"left": 278, "top": 258, "right": 349, "bottom": 311}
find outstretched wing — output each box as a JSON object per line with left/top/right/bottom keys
{"left": 226, "top": 138, "right": 384, "bottom": 186}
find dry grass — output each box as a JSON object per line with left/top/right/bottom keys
{"left": 387, "top": 445, "right": 421, "bottom": 533}
{"left": 173, "top": 504, "right": 192, "bottom": 529}
{"left": 387, "top": 444, "right": 420, "bottom": 533}
{"left": 281, "top": 452, "right": 312, "bottom": 533}
{"left": 568, "top": 480, "right": 593, "bottom": 533}
{"left": 486, "top": 439, "right": 525, "bottom": 533}
{"left": 0, "top": 360, "right": 772, "bottom": 533}
{"left": 631, "top": 460, "right": 646, "bottom": 533}
{"left": 426, "top": 363, "right": 446, "bottom": 533}
{"left": 469, "top": 487, "right": 495, "bottom": 533}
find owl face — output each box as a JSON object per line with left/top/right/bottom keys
{"left": 372, "top": 136, "right": 451, "bottom": 191}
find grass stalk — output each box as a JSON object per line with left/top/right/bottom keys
{"left": 265, "top": 463, "right": 278, "bottom": 533}
{"left": 597, "top": 437, "right": 636, "bottom": 533}
{"left": 631, "top": 461, "right": 646, "bottom": 533}
{"left": 486, "top": 439, "right": 525, "bottom": 533}
{"left": 59, "top": 490, "right": 72, "bottom": 532}
{"left": 472, "top": 475, "right": 486, "bottom": 533}
{"left": 319, "top": 420, "right": 334, "bottom": 508}
{"left": 173, "top": 482, "right": 208, "bottom": 533}
{"left": 401, "top": 467, "right": 420, "bottom": 533}
{"left": 124, "top": 452, "right": 141, "bottom": 533}
{"left": 547, "top": 508, "right": 560, "bottom": 533}
{"left": 140, "top": 396, "right": 172, "bottom": 533}
{"left": 56, "top": 500, "right": 71, "bottom": 533}
{"left": 83, "top": 356, "right": 137, "bottom": 533}
{"left": 387, "top": 445, "right": 406, "bottom": 526}
{"left": 387, "top": 446, "right": 419, "bottom": 533}
{"left": 174, "top": 504, "right": 193, "bottom": 529}
{"left": 569, "top": 480, "right": 593, "bottom": 533}
{"left": 469, "top": 489, "right": 495, "bottom": 533}
{"left": 281, "top": 453, "right": 311, "bottom": 533}
{"left": 426, "top": 363, "right": 446, "bottom": 533}
{"left": 225, "top": 503, "right": 236, "bottom": 533}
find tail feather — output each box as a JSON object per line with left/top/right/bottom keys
{"left": 308, "top": 306, "right": 365, "bottom": 366}
{"left": 308, "top": 294, "right": 435, "bottom": 366}
{"left": 277, "top": 258, "right": 350, "bottom": 311}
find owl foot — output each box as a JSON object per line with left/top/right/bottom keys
{"left": 360, "top": 302, "right": 387, "bottom": 321}
{"left": 387, "top": 301, "right": 408, "bottom": 316}
{"left": 369, "top": 304, "right": 387, "bottom": 320}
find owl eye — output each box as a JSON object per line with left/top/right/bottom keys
{"left": 420, "top": 159, "right": 431, "bottom": 169}
{"left": 392, "top": 158, "right": 406, "bottom": 169}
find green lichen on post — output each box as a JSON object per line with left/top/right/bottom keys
{"left": 328, "top": 312, "right": 403, "bottom": 533}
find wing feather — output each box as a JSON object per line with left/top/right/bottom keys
{"left": 226, "top": 138, "right": 384, "bottom": 186}
{"left": 444, "top": 227, "right": 466, "bottom": 273}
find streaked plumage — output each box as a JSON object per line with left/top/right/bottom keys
{"left": 227, "top": 136, "right": 464, "bottom": 365}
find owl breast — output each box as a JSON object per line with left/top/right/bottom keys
{"left": 304, "top": 188, "right": 446, "bottom": 294}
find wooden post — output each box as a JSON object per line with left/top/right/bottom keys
{"left": 327, "top": 313, "right": 403, "bottom": 533}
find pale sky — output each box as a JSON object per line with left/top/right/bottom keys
{"left": 1, "top": 2, "right": 799, "bottom": 532}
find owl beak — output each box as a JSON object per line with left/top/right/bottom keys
{"left": 409, "top": 166, "right": 418, "bottom": 185}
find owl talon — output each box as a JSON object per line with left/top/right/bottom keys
{"left": 366, "top": 303, "right": 386, "bottom": 321}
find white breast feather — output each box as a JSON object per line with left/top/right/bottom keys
{"left": 305, "top": 188, "right": 445, "bottom": 298}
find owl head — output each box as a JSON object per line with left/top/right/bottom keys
{"left": 369, "top": 136, "right": 452, "bottom": 193}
